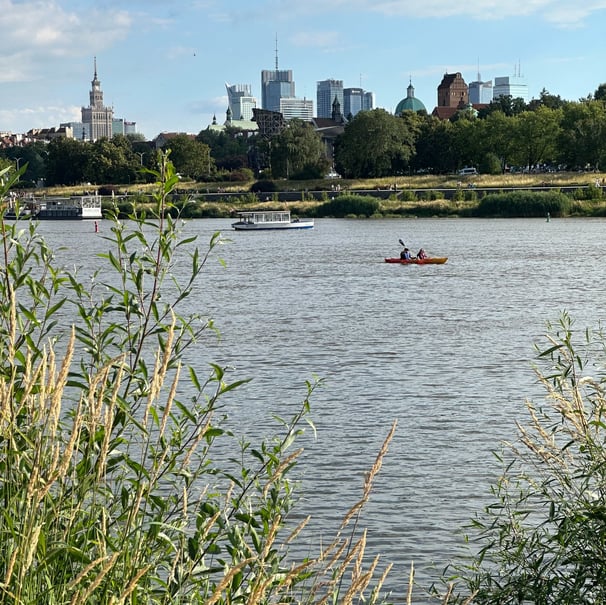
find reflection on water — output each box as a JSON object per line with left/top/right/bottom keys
{"left": 37, "top": 217, "right": 606, "bottom": 601}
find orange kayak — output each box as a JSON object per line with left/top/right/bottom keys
{"left": 384, "top": 257, "right": 448, "bottom": 264}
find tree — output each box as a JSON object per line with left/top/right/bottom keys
{"left": 450, "top": 118, "right": 483, "bottom": 170}
{"left": 334, "top": 108, "right": 416, "bottom": 178}
{"left": 45, "top": 137, "right": 92, "bottom": 186}
{"left": 593, "top": 83, "right": 606, "bottom": 102}
{"left": 197, "top": 126, "right": 251, "bottom": 173}
{"left": 559, "top": 100, "right": 606, "bottom": 170}
{"left": 477, "top": 111, "right": 518, "bottom": 172}
{"left": 527, "top": 88, "right": 565, "bottom": 111}
{"left": 479, "top": 95, "right": 527, "bottom": 118}
{"left": 86, "top": 135, "right": 138, "bottom": 184}
{"left": 161, "top": 134, "right": 212, "bottom": 179}
{"left": 411, "top": 116, "right": 456, "bottom": 174}
{"left": 0, "top": 141, "right": 49, "bottom": 186}
{"left": 510, "top": 106, "right": 562, "bottom": 170}
{"left": 451, "top": 313, "right": 606, "bottom": 604}
{"left": 270, "top": 119, "right": 329, "bottom": 179}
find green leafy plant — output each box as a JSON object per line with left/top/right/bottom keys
{"left": 447, "top": 312, "right": 606, "bottom": 604}
{"left": 0, "top": 155, "right": 399, "bottom": 604}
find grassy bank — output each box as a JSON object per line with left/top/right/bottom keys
{"left": 31, "top": 171, "right": 606, "bottom": 198}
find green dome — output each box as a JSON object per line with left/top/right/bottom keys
{"left": 395, "top": 81, "right": 426, "bottom": 114}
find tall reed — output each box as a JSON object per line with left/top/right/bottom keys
{"left": 0, "top": 158, "right": 416, "bottom": 604}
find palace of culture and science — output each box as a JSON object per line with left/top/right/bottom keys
{"left": 61, "top": 58, "right": 136, "bottom": 142}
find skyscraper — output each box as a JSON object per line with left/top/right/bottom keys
{"left": 343, "top": 87, "right": 374, "bottom": 118}
{"left": 493, "top": 75, "right": 529, "bottom": 102}
{"left": 226, "top": 83, "right": 257, "bottom": 121}
{"left": 261, "top": 70, "right": 295, "bottom": 112}
{"left": 81, "top": 57, "right": 113, "bottom": 141}
{"left": 317, "top": 79, "right": 343, "bottom": 119}
{"left": 279, "top": 97, "right": 313, "bottom": 121}
{"left": 468, "top": 75, "right": 493, "bottom": 104}
{"left": 261, "top": 38, "right": 295, "bottom": 112}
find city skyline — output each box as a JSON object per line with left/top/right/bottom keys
{"left": 1, "top": 1, "right": 605, "bottom": 139}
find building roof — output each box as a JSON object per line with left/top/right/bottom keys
{"left": 431, "top": 107, "right": 460, "bottom": 120}
{"left": 431, "top": 103, "right": 488, "bottom": 120}
{"left": 395, "top": 81, "right": 426, "bottom": 114}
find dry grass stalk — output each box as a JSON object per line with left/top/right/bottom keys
{"left": 285, "top": 514, "right": 311, "bottom": 544}
{"left": 406, "top": 561, "right": 415, "bottom": 605}
{"left": 117, "top": 563, "right": 153, "bottom": 602}
{"left": 69, "top": 552, "right": 120, "bottom": 605}
{"left": 205, "top": 558, "right": 255, "bottom": 605}
{"left": 182, "top": 413, "right": 214, "bottom": 468}
{"left": 342, "top": 420, "right": 397, "bottom": 528}
{"left": 263, "top": 447, "right": 303, "bottom": 498}
{"left": 144, "top": 317, "right": 176, "bottom": 426}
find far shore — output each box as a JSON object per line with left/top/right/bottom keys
{"left": 28, "top": 170, "right": 606, "bottom": 199}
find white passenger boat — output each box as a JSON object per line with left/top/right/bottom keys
{"left": 231, "top": 210, "right": 314, "bottom": 231}
{"left": 34, "top": 194, "right": 103, "bottom": 220}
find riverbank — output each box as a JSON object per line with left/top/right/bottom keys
{"left": 34, "top": 170, "right": 606, "bottom": 198}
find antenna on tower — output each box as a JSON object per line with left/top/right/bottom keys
{"left": 274, "top": 34, "right": 279, "bottom": 71}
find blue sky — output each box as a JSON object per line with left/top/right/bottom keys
{"left": 1, "top": 0, "right": 605, "bottom": 140}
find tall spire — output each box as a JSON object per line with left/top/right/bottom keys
{"left": 274, "top": 34, "right": 279, "bottom": 71}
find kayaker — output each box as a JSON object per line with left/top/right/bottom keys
{"left": 400, "top": 248, "right": 412, "bottom": 260}
{"left": 417, "top": 248, "right": 427, "bottom": 259}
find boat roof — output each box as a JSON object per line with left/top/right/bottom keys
{"left": 235, "top": 209, "right": 290, "bottom": 215}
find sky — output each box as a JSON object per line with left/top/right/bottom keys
{"left": 1, "top": 0, "right": 606, "bottom": 140}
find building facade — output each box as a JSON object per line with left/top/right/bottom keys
{"left": 81, "top": 58, "right": 114, "bottom": 141}
{"left": 437, "top": 72, "right": 469, "bottom": 108}
{"left": 261, "top": 69, "right": 295, "bottom": 112}
{"left": 317, "top": 79, "right": 344, "bottom": 119}
{"left": 493, "top": 75, "right": 529, "bottom": 102}
{"left": 226, "top": 83, "right": 257, "bottom": 121}
{"left": 468, "top": 77, "right": 493, "bottom": 104}
{"left": 343, "top": 87, "right": 374, "bottom": 118}
{"left": 279, "top": 97, "right": 314, "bottom": 121}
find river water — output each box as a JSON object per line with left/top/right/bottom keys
{"left": 38, "top": 216, "right": 606, "bottom": 602}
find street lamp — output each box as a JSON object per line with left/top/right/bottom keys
{"left": 136, "top": 152, "right": 145, "bottom": 166}
{"left": 15, "top": 157, "right": 22, "bottom": 171}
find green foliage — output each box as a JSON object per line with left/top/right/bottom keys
{"left": 573, "top": 183, "right": 604, "bottom": 200}
{"left": 449, "top": 313, "right": 606, "bottom": 604}
{"left": 420, "top": 190, "right": 442, "bottom": 201}
{"left": 399, "top": 189, "right": 418, "bottom": 202}
{"left": 161, "top": 135, "right": 212, "bottom": 180}
{"left": 314, "top": 194, "right": 380, "bottom": 217}
{"left": 475, "top": 190, "right": 572, "bottom": 217}
{"left": 480, "top": 152, "right": 504, "bottom": 175}
{"left": 250, "top": 179, "right": 276, "bottom": 193}
{"left": 269, "top": 119, "right": 329, "bottom": 180}
{"left": 0, "top": 158, "right": 396, "bottom": 604}
{"left": 197, "top": 126, "right": 252, "bottom": 173}
{"left": 334, "top": 108, "right": 416, "bottom": 178}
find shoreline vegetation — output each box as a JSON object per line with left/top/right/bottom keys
{"left": 3, "top": 157, "right": 606, "bottom": 603}
{"left": 32, "top": 171, "right": 606, "bottom": 219}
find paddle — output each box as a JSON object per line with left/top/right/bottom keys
{"left": 399, "top": 238, "right": 406, "bottom": 247}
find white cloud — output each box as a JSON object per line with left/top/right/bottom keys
{"left": 291, "top": 31, "right": 343, "bottom": 49}
{"left": 372, "top": 0, "right": 606, "bottom": 26}
{"left": 0, "top": 104, "right": 80, "bottom": 130}
{"left": 0, "top": 1, "right": 133, "bottom": 82}
{"left": 254, "top": 0, "right": 606, "bottom": 26}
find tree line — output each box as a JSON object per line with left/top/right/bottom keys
{"left": 3, "top": 86, "right": 606, "bottom": 187}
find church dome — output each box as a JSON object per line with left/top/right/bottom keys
{"left": 395, "top": 80, "right": 426, "bottom": 114}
